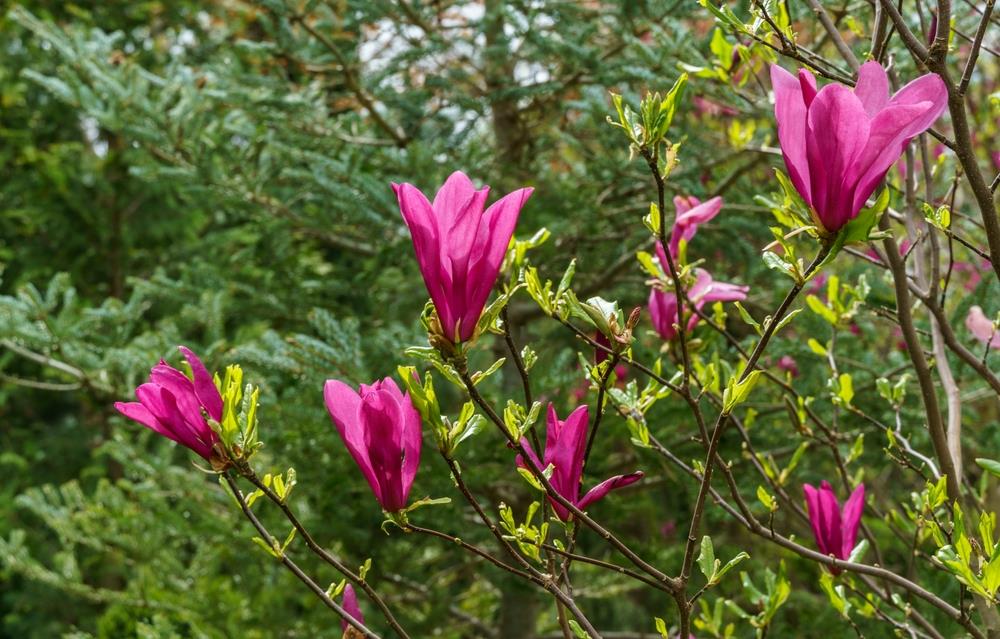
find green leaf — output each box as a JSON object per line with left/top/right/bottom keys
{"left": 977, "top": 458, "right": 1000, "bottom": 479}
{"left": 697, "top": 535, "right": 717, "bottom": 580}
{"left": 251, "top": 536, "right": 280, "bottom": 558}
{"left": 807, "top": 338, "right": 827, "bottom": 356}
{"left": 471, "top": 358, "right": 506, "bottom": 385}
{"left": 756, "top": 485, "right": 776, "bottom": 512}
{"left": 517, "top": 466, "right": 546, "bottom": 492}
{"left": 403, "top": 496, "right": 452, "bottom": 514}
{"left": 772, "top": 308, "right": 802, "bottom": 334}
{"left": 644, "top": 203, "right": 661, "bottom": 236}
{"left": 723, "top": 370, "right": 762, "bottom": 413}
{"left": 567, "top": 620, "right": 590, "bottom": 639}
{"left": 762, "top": 250, "right": 799, "bottom": 282}
{"left": 806, "top": 295, "right": 838, "bottom": 324}
{"left": 836, "top": 373, "right": 854, "bottom": 405}
{"left": 922, "top": 202, "right": 951, "bottom": 230}
{"left": 845, "top": 433, "right": 864, "bottom": 464}
{"left": 715, "top": 551, "right": 750, "bottom": 583}
{"left": 846, "top": 539, "right": 868, "bottom": 563}
{"left": 734, "top": 301, "right": 762, "bottom": 335}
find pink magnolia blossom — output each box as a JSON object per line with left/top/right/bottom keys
{"left": 594, "top": 331, "right": 614, "bottom": 365}
{"left": 649, "top": 244, "right": 749, "bottom": 340}
{"left": 516, "top": 404, "right": 642, "bottom": 521}
{"left": 966, "top": 306, "right": 1000, "bottom": 349}
{"left": 803, "top": 481, "right": 865, "bottom": 573}
{"left": 340, "top": 584, "right": 364, "bottom": 635}
{"left": 771, "top": 61, "right": 946, "bottom": 233}
{"left": 668, "top": 195, "right": 723, "bottom": 259}
{"left": 777, "top": 355, "right": 800, "bottom": 377}
{"left": 115, "top": 346, "right": 223, "bottom": 461}
{"left": 393, "top": 171, "right": 533, "bottom": 343}
{"left": 952, "top": 261, "right": 984, "bottom": 292}
{"left": 324, "top": 377, "right": 423, "bottom": 512}
{"left": 692, "top": 95, "right": 738, "bottom": 118}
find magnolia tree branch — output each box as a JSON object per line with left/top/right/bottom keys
{"left": 876, "top": 0, "right": 1000, "bottom": 283}
{"left": 913, "top": 290, "right": 1000, "bottom": 395}
{"left": 648, "top": 437, "right": 988, "bottom": 638}
{"left": 673, "top": 244, "right": 831, "bottom": 637}
{"left": 439, "top": 456, "right": 604, "bottom": 638}
{"left": 401, "top": 524, "right": 535, "bottom": 581}
{"left": 455, "top": 364, "right": 683, "bottom": 595}
{"left": 235, "top": 467, "right": 412, "bottom": 639}
{"left": 959, "top": 0, "right": 995, "bottom": 94}
{"left": 878, "top": 216, "right": 962, "bottom": 500}
{"left": 803, "top": 0, "right": 861, "bottom": 70}
{"left": 222, "top": 474, "right": 378, "bottom": 638}
{"left": 640, "top": 146, "right": 695, "bottom": 395}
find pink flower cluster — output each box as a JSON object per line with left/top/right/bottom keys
{"left": 648, "top": 198, "right": 748, "bottom": 341}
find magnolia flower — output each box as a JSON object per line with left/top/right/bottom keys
{"left": 340, "top": 584, "right": 364, "bottom": 637}
{"left": 952, "top": 261, "right": 984, "bottom": 292}
{"left": 393, "top": 171, "right": 533, "bottom": 344}
{"left": 803, "top": 481, "right": 865, "bottom": 573}
{"left": 777, "top": 355, "right": 800, "bottom": 377}
{"left": 693, "top": 95, "right": 739, "bottom": 119}
{"left": 594, "top": 332, "right": 614, "bottom": 365}
{"left": 115, "top": 346, "right": 223, "bottom": 462}
{"left": 649, "top": 245, "right": 749, "bottom": 341}
{"left": 517, "top": 404, "right": 642, "bottom": 521}
{"left": 668, "top": 195, "right": 723, "bottom": 259}
{"left": 966, "top": 306, "right": 1000, "bottom": 349}
{"left": 324, "top": 377, "right": 422, "bottom": 513}
{"left": 771, "top": 61, "right": 946, "bottom": 233}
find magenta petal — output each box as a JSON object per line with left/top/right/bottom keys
{"left": 148, "top": 364, "right": 204, "bottom": 428}
{"left": 362, "top": 388, "right": 406, "bottom": 511}
{"left": 137, "top": 384, "right": 213, "bottom": 459}
{"left": 324, "top": 380, "right": 382, "bottom": 507}
{"left": 443, "top": 192, "right": 490, "bottom": 277}
{"left": 888, "top": 73, "right": 947, "bottom": 125}
{"left": 840, "top": 483, "right": 865, "bottom": 559}
{"left": 805, "top": 85, "right": 870, "bottom": 232}
{"left": 115, "top": 401, "right": 185, "bottom": 447}
{"left": 578, "top": 471, "right": 644, "bottom": 511}
{"left": 670, "top": 196, "right": 722, "bottom": 257}
{"left": 798, "top": 68, "right": 818, "bottom": 106}
{"left": 817, "top": 481, "right": 844, "bottom": 558}
{"left": 432, "top": 171, "right": 482, "bottom": 220}
{"left": 340, "top": 584, "right": 364, "bottom": 632}
{"left": 673, "top": 195, "right": 699, "bottom": 214}
{"left": 771, "top": 65, "right": 812, "bottom": 204}
{"left": 803, "top": 483, "right": 830, "bottom": 556}
{"left": 848, "top": 102, "right": 936, "bottom": 217}
{"left": 967, "top": 306, "right": 1000, "bottom": 348}
{"left": 700, "top": 279, "right": 749, "bottom": 304}
{"left": 178, "top": 346, "right": 223, "bottom": 421}
{"left": 457, "top": 187, "right": 532, "bottom": 341}
{"left": 516, "top": 437, "right": 545, "bottom": 475}
{"left": 554, "top": 405, "right": 589, "bottom": 503}
{"left": 648, "top": 287, "right": 678, "bottom": 341}
{"left": 676, "top": 195, "right": 723, "bottom": 227}
{"left": 394, "top": 182, "right": 454, "bottom": 332}
{"left": 853, "top": 61, "right": 890, "bottom": 117}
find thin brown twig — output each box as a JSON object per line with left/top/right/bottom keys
{"left": 222, "top": 474, "right": 379, "bottom": 638}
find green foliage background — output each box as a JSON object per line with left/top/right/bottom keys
{"left": 1, "top": 1, "right": 997, "bottom": 638}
